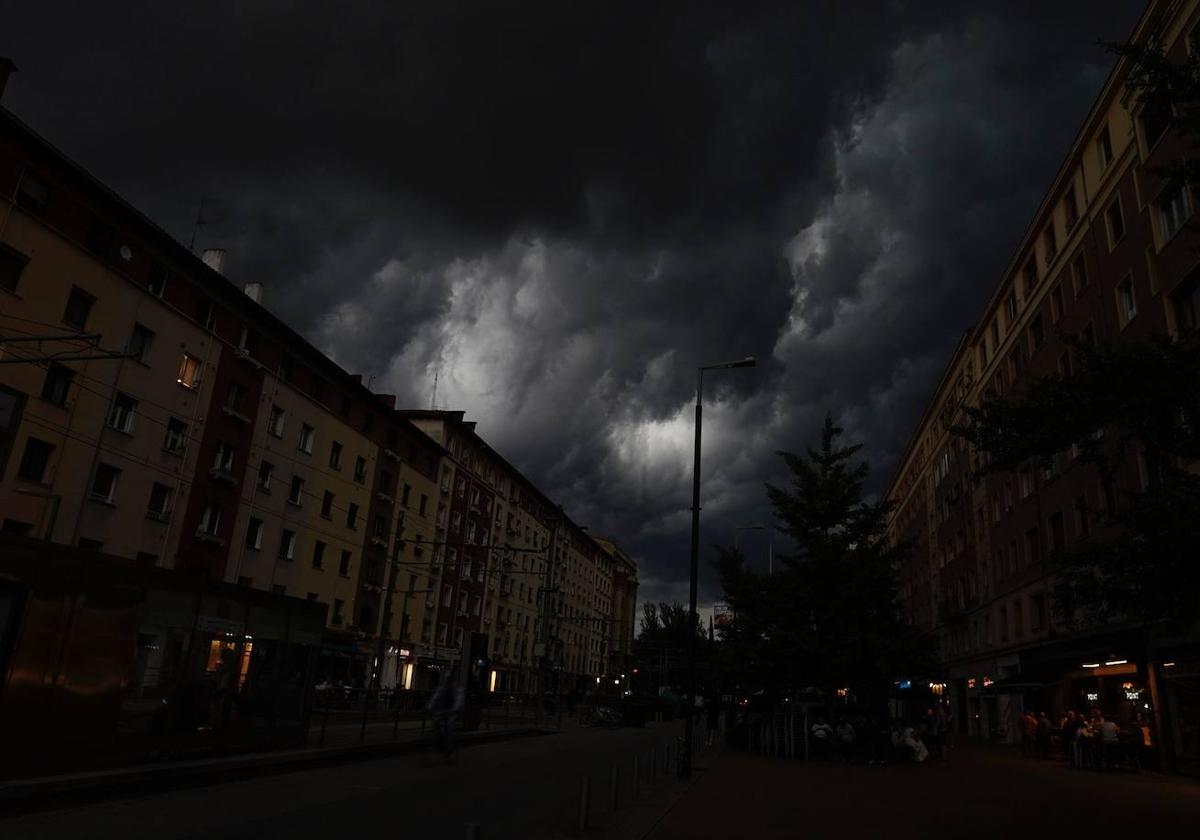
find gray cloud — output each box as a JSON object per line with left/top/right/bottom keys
{"left": 3, "top": 1, "right": 1142, "bottom": 609}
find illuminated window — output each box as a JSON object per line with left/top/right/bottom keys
{"left": 177, "top": 353, "right": 202, "bottom": 390}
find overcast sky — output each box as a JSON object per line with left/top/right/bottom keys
{"left": 4, "top": 1, "right": 1143, "bottom": 612}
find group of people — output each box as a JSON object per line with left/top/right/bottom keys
{"left": 1020, "top": 708, "right": 1151, "bottom": 770}
{"left": 809, "top": 706, "right": 952, "bottom": 765}
{"left": 1022, "top": 705, "right": 1152, "bottom": 772}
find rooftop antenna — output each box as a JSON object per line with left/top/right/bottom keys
{"left": 430, "top": 368, "right": 439, "bottom": 410}
{"left": 189, "top": 197, "right": 217, "bottom": 251}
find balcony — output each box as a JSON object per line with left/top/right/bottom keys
{"left": 208, "top": 467, "right": 237, "bottom": 486}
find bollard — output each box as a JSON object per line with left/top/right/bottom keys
{"left": 610, "top": 764, "right": 620, "bottom": 811}
{"left": 465, "top": 824, "right": 482, "bottom": 840}
{"left": 632, "top": 754, "right": 641, "bottom": 799}
{"left": 577, "top": 775, "right": 591, "bottom": 834}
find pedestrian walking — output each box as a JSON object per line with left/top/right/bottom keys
{"left": 426, "top": 667, "right": 465, "bottom": 765}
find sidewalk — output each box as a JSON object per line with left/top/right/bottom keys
{"left": 0, "top": 725, "right": 548, "bottom": 815}
{"left": 644, "top": 743, "right": 1200, "bottom": 838}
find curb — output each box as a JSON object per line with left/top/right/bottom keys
{"left": 0, "top": 727, "right": 552, "bottom": 815}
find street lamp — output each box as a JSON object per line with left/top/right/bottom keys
{"left": 734, "top": 524, "right": 773, "bottom": 576}
{"left": 682, "top": 356, "right": 755, "bottom": 778}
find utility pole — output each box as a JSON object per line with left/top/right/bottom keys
{"left": 371, "top": 510, "right": 406, "bottom": 690}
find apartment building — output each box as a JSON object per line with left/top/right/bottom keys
{"left": 0, "top": 102, "right": 441, "bottom": 649}
{"left": 594, "top": 535, "right": 640, "bottom": 680}
{"left": 0, "top": 85, "right": 637, "bottom": 698}
{"left": 884, "top": 0, "right": 1200, "bottom": 772}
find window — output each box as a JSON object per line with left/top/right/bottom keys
{"left": 1043, "top": 226, "right": 1057, "bottom": 263}
{"left": 288, "top": 476, "right": 305, "bottom": 506}
{"left": 1025, "top": 526, "right": 1042, "bottom": 565}
{"left": 1022, "top": 259, "right": 1038, "bottom": 294}
{"left": 339, "top": 550, "right": 352, "bottom": 576}
{"left": 442, "top": 585, "right": 453, "bottom": 607}
{"left": 321, "top": 490, "right": 334, "bottom": 518}
{"left": 1159, "top": 182, "right": 1192, "bottom": 242}
{"left": 1019, "top": 470, "right": 1034, "bottom": 499}
{"left": 1050, "top": 286, "right": 1064, "bottom": 323}
{"left": 279, "top": 529, "right": 296, "bottom": 560}
{"left": 401, "top": 483, "right": 412, "bottom": 507}
{"left": 257, "top": 460, "right": 274, "bottom": 491}
{"left": 198, "top": 502, "right": 222, "bottom": 536}
{"left": 90, "top": 463, "right": 120, "bottom": 503}
{"left": 312, "top": 540, "right": 326, "bottom": 570}
{"left": 1106, "top": 198, "right": 1125, "bottom": 248}
{"left": 161, "top": 417, "right": 188, "bottom": 454}
{"left": 237, "top": 325, "right": 257, "bottom": 354}
{"left": 1028, "top": 314, "right": 1045, "bottom": 354}
{"left": 297, "top": 424, "right": 315, "bottom": 454}
{"left": 0, "top": 243, "right": 29, "bottom": 294}
{"left": 329, "top": 441, "right": 343, "bottom": 469}
{"left": 225, "top": 382, "right": 246, "bottom": 414}
{"left": 419, "top": 494, "right": 428, "bottom": 516}
{"left": 268, "top": 405, "right": 285, "bottom": 437}
{"left": 245, "top": 517, "right": 264, "bottom": 549}
{"left": 1064, "top": 184, "right": 1079, "bottom": 229}
{"left": 146, "top": 263, "right": 167, "bottom": 297}
{"left": 1071, "top": 254, "right": 1088, "bottom": 297}
{"left": 197, "top": 297, "right": 215, "bottom": 330}
{"left": 353, "top": 456, "right": 367, "bottom": 483}
{"left": 373, "top": 515, "right": 388, "bottom": 540}
{"left": 1173, "top": 279, "right": 1200, "bottom": 333}
{"left": 62, "top": 286, "right": 95, "bottom": 330}
{"left": 17, "top": 437, "right": 53, "bottom": 482}
{"left": 1074, "top": 495, "right": 1090, "bottom": 538}
{"left": 346, "top": 503, "right": 359, "bottom": 530}
{"left": 1117, "top": 275, "right": 1137, "bottom": 325}
{"left": 41, "top": 363, "right": 74, "bottom": 406}
{"left": 1049, "top": 511, "right": 1066, "bottom": 552}
{"left": 1097, "top": 124, "right": 1113, "bottom": 169}
{"left": 212, "top": 441, "right": 235, "bottom": 474}
{"left": 128, "top": 323, "right": 154, "bottom": 364}
{"left": 104, "top": 392, "right": 137, "bottom": 434}
{"left": 147, "top": 483, "right": 173, "bottom": 519}
{"left": 1141, "top": 87, "right": 1172, "bottom": 150}
{"left": 177, "top": 353, "right": 202, "bottom": 389}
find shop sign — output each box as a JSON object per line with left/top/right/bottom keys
{"left": 198, "top": 615, "right": 245, "bottom": 635}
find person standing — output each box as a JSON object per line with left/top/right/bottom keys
{"left": 704, "top": 692, "right": 722, "bottom": 747}
{"left": 1020, "top": 710, "right": 1037, "bottom": 757}
{"left": 1036, "top": 712, "right": 1052, "bottom": 760}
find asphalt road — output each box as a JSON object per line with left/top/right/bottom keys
{"left": 3, "top": 720, "right": 689, "bottom": 840}
{"left": 648, "top": 741, "right": 1200, "bottom": 838}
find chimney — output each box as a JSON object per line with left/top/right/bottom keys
{"left": 201, "top": 248, "right": 226, "bottom": 274}
{"left": 0, "top": 58, "right": 17, "bottom": 101}
{"left": 243, "top": 282, "right": 263, "bottom": 303}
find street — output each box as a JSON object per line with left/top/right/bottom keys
{"left": 648, "top": 743, "right": 1200, "bottom": 838}
{"left": 2, "top": 720, "right": 687, "bottom": 840}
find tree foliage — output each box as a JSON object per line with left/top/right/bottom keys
{"left": 954, "top": 335, "right": 1200, "bottom": 629}
{"left": 714, "top": 416, "right": 929, "bottom": 706}
{"left": 639, "top": 600, "right": 702, "bottom": 645}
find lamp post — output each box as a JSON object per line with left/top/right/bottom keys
{"left": 734, "top": 524, "right": 773, "bottom": 576}
{"left": 682, "top": 356, "right": 755, "bottom": 778}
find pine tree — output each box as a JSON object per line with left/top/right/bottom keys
{"left": 715, "top": 416, "right": 926, "bottom": 706}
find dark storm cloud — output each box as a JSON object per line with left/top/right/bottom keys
{"left": 3, "top": 1, "right": 1144, "bottom": 607}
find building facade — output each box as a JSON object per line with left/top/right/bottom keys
{"left": 884, "top": 0, "right": 1200, "bottom": 773}
{"left": 0, "top": 88, "right": 636, "bottom": 699}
